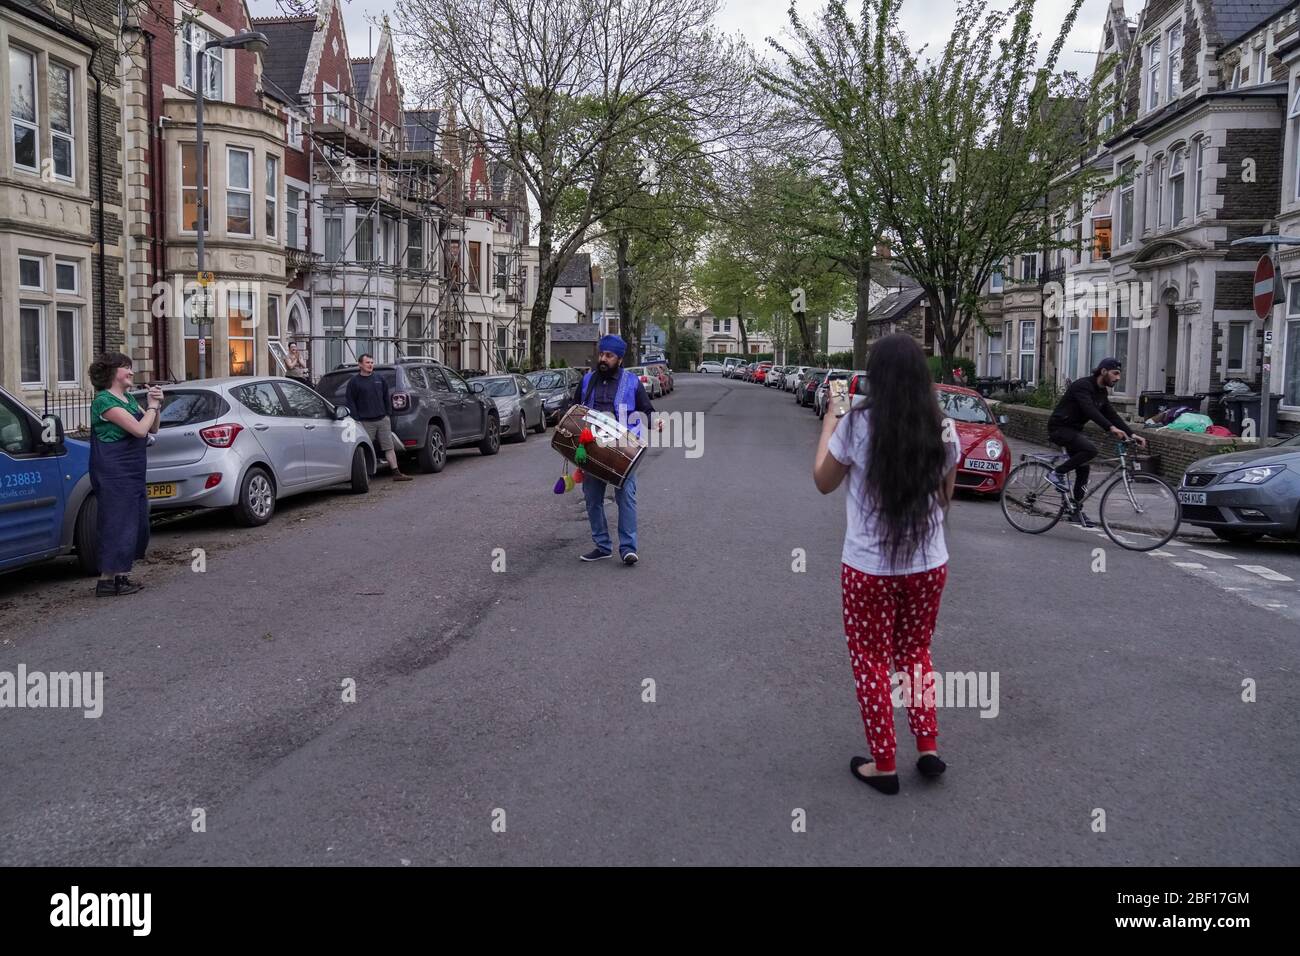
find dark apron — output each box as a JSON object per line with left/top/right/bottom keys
{"left": 89, "top": 407, "right": 150, "bottom": 574}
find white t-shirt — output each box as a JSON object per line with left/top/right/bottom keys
{"left": 827, "top": 412, "right": 961, "bottom": 576}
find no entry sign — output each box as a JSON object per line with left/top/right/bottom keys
{"left": 1254, "top": 255, "right": 1275, "bottom": 319}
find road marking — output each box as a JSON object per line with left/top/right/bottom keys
{"left": 1224, "top": 587, "right": 1250, "bottom": 591}
{"left": 1166, "top": 541, "right": 1190, "bottom": 548}
{"left": 1149, "top": 550, "right": 1174, "bottom": 557}
{"left": 1173, "top": 562, "right": 1208, "bottom": 570}
{"left": 1188, "top": 549, "right": 1236, "bottom": 560}
{"left": 1237, "top": 565, "right": 1295, "bottom": 582}
{"left": 1266, "top": 603, "right": 1288, "bottom": 609}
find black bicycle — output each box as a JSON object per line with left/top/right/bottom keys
{"left": 1000, "top": 438, "right": 1181, "bottom": 552}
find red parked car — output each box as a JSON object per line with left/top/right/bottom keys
{"left": 646, "top": 364, "right": 671, "bottom": 395}
{"left": 752, "top": 362, "right": 774, "bottom": 384}
{"left": 936, "top": 384, "right": 1012, "bottom": 495}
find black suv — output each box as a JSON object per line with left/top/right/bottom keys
{"left": 315, "top": 360, "right": 500, "bottom": 473}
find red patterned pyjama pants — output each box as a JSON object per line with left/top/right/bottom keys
{"left": 840, "top": 563, "right": 949, "bottom": 772}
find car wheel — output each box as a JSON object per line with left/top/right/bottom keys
{"left": 74, "top": 495, "right": 99, "bottom": 576}
{"left": 234, "top": 466, "right": 276, "bottom": 526}
{"left": 479, "top": 415, "right": 501, "bottom": 455}
{"left": 1212, "top": 528, "right": 1263, "bottom": 544}
{"left": 532, "top": 411, "right": 546, "bottom": 434}
{"left": 510, "top": 411, "right": 527, "bottom": 444}
{"left": 349, "top": 446, "right": 371, "bottom": 493}
{"left": 417, "top": 423, "right": 447, "bottom": 473}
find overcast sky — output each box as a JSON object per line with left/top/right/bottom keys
{"left": 249, "top": 0, "right": 1111, "bottom": 93}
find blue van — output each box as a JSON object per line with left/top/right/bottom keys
{"left": 0, "top": 385, "right": 98, "bottom": 575}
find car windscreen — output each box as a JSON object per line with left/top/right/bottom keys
{"left": 480, "top": 378, "right": 517, "bottom": 397}
{"left": 316, "top": 369, "right": 397, "bottom": 405}
{"left": 937, "top": 389, "right": 993, "bottom": 424}
{"left": 528, "top": 371, "right": 565, "bottom": 389}
{"left": 133, "top": 389, "right": 230, "bottom": 427}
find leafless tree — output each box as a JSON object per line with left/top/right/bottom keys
{"left": 393, "top": 0, "right": 760, "bottom": 368}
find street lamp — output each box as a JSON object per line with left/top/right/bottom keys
{"left": 193, "top": 29, "right": 268, "bottom": 379}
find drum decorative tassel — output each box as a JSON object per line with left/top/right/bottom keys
{"left": 574, "top": 444, "right": 587, "bottom": 465}
{"left": 572, "top": 468, "right": 585, "bottom": 484}
{"left": 551, "top": 404, "right": 645, "bottom": 490}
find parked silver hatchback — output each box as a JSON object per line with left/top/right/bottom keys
{"left": 139, "top": 377, "right": 376, "bottom": 526}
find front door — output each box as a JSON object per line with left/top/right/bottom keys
{"left": 231, "top": 382, "right": 307, "bottom": 487}
{"left": 277, "top": 380, "right": 350, "bottom": 482}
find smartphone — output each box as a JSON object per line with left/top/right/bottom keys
{"left": 828, "top": 378, "right": 850, "bottom": 418}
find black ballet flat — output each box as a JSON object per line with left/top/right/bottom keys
{"left": 850, "top": 756, "right": 900, "bottom": 795}
{"left": 916, "top": 753, "right": 947, "bottom": 778}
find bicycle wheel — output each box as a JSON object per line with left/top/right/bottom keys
{"left": 1099, "top": 473, "right": 1181, "bottom": 552}
{"left": 1000, "top": 461, "right": 1067, "bottom": 534}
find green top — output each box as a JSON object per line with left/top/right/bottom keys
{"left": 91, "top": 390, "right": 142, "bottom": 443}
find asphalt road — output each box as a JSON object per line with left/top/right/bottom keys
{"left": 1, "top": 373, "right": 1297, "bottom": 865}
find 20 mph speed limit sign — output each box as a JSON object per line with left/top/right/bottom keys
{"left": 1254, "top": 255, "right": 1275, "bottom": 319}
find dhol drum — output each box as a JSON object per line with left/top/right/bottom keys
{"left": 551, "top": 404, "right": 646, "bottom": 488}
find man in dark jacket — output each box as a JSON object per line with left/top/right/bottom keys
{"left": 345, "top": 354, "right": 411, "bottom": 482}
{"left": 1046, "top": 358, "right": 1146, "bottom": 513}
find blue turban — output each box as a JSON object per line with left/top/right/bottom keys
{"left": 598, "top": 335, "right": 627, "bottom": 358}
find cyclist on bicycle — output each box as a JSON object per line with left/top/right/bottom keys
{"left": 1046, "top": 358, "right": 1147, "bottom": 522}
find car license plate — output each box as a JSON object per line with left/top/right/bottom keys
{"left": 147, "top": 483, "right": 176, "bottom": 500}
{"left": 1178, "top": 491, "right": 1207, "bottom": 506}
{"left": 963, "top": 458, "right": 1003, "bottom": 472}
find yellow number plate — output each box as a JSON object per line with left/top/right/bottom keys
{"left": 146, "top": 483, "right": 176, "bottom": 499}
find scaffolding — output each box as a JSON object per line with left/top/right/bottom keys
{"left": 293, "top": 85, "right": 527, "bottom": 378}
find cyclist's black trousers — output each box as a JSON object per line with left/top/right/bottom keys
{"left": 1048, "top": 427, "right": 1095, "bottom": 499}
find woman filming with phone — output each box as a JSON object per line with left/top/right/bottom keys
{"left": 87, "top": 353, "right": 163, "bottom": 597}
{"left": 813, "top": 334, "right": 960, "bottom": 795}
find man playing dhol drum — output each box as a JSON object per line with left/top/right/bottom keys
{"left": 578, "top": 335, "right": 654, "bottom": 565}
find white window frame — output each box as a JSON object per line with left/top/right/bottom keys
{"left": 226, "top": 147, "right": 253, "bottom": 237}
{"left": 55, "top": 259, "right": 78, "bottom": 293}
{"left": 48, "top": 61, "right": 75, "bottom": 181}
{"left": 1166, "top": 23, "right": 1183, "bottom": 100}
{"left": 1119, "top": 162, "right": 1135, "bottom": 245}
{"left": 1256, "top": 46, "right": 1268, "bottom": 86}
{"left": 55, "top": 306, "right": 80, "bottom": 385}
{"left": 1154, "top": 156, "right": 1166, "bottom": 229}
{"left": 1193, "top": 137, "right": 1206, "bottom": 213}
{"left": 325, "top": 212, "right": 343, "bottom": 262}
{"left": 10, "top": 46, "right": 39, "bottom": 173}
{"left": 19, "top": 303, "right": 47, "bottom": 386}
{"left": 179, "top": 142, "right": 209, "bottom": 234}
{"left": 1230, "top": 62, "right": 1241, "bottom": 89}
{"left": 1168, "top": 148, "right": 1185, "bottom": 226}
{"left": 286, "top": 188, "right": 300, "bottom": 249}
{"left": 19, "top": 255, "right": 45, "bottom": 291}
{"left": 1285, "top": 280, "right": 1300, "bottom": 407}
{"left": 181, "top": 19, "right": 223, "bottom": 100}
{"left": 1146, "top": 38, "right": 1161, "bottom": 110}
{"left": 265, "top": 155, "right": 279, "bottom": 240}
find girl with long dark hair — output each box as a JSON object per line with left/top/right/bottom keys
{"left": 88, "top": 353, "right": 162, "bottom": 596}
{"left": 813, "top": 334, "right": 960, "bottom": 795}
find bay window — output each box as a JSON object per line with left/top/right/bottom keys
{"left": 1093, "top": 217, "right": 1112, "bottom": 260}
{"left": 226, "top": 148, "right": 253, "bottom": 236}
{"left": 227, "top": 287, "right": 255, "bottom": 376}
{"left": 407, "top": 221, "right": 423, "bottom": 270}
{"left": 1019, "top": 320, "right": 1035, "bottom": 383}
{"left": 286, "top": 188, "right": 301, "bottom": 248}
{"left": 322, "top": 308, "right": 344, "bottom": 370}
{"left": 354, "top": 309, "right": 374, "bottom": 359}
{"left": 180, "top": 143, "right": 209, "bottom": 232}
{"left": 356, "top": 215, "right": 374, "bottom": 261}
{"left": 1066, "top": 312, "right": 1080, "bottom": 380}
{"left": 1146, "top": 38, "right": 1161, "bottom": 110}
{"left": 10, "top": 46, "right": 38, "bottom": 171}
{"left": 987, "top": 331, "right": 1003, "bottom": 378}
{"left": 19, "top": 305, "right": 45, "bottom": 386}
{"left": 1169, "top": 148, "right": 1185, "bottom": 225}
{"left": 1285, "top": 281, "right": 1300, "bottom": 407}
{"left": 265, "top": 156, "right": 279, "bottom": 239}
{"left": 325, "top": 210, "right": 343, "bottom": 262}
{"left": 1090, "top": 310, "right": 1110, "bottom": 373}
{"left": 49, "top": 62, "right": 74, "bottom": 180}
{"left": 56, "top": 307, "right": 79, "bottom": 384}
{"left": 1166, "top": 24, "right": 1183, "bottom": 100}
{"left": 1119, "top": 162, "right": 1135, "bottom": 245}
{"left": 1194, "top": 136, "right": 1206, "bottom": 213}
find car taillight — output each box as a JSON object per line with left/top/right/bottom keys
{"left": 640, "top": 375, "right": 649, "bottom": 383}
{"left": 199, "top": 423, "right": 243, "bottom": 447}
{"left": 849, "top": 377, "right": 858, "bottom": 396}
{"left": 392, "top": 391, "right": 410, "bottom": 411}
